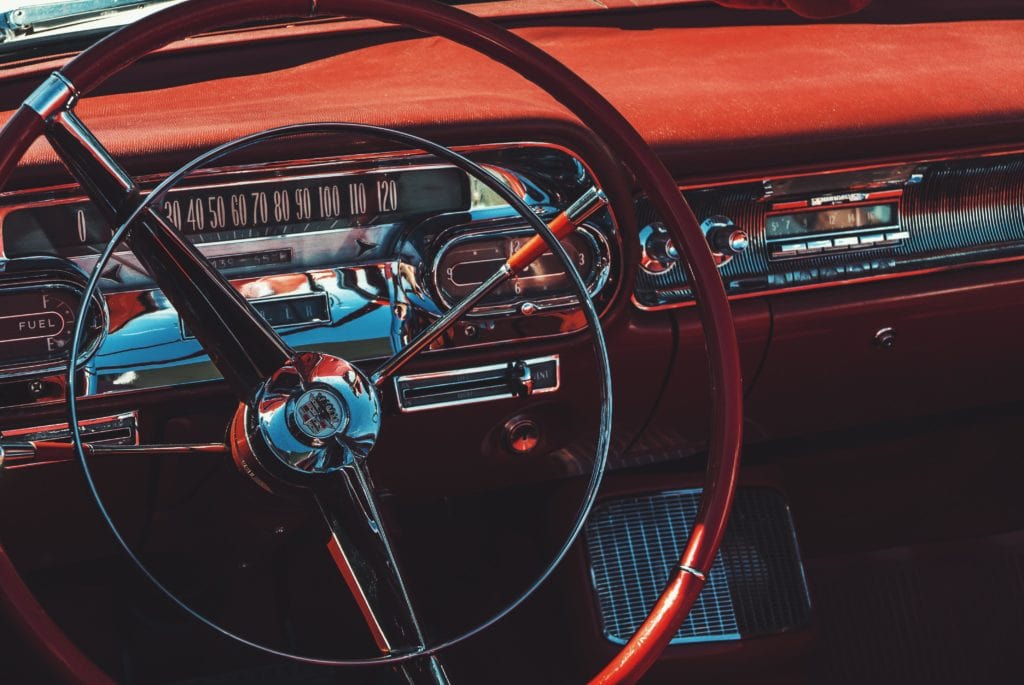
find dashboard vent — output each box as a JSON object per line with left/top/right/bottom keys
{"left": 584, "top": 487, "right": 811, "bottom": 644}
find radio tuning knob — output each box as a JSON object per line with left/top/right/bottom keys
{"left": 701, "top": 215, "right": 749, "bottom": 266}
{"left": 639, "top": 222, "right": 680, "bottom": 274}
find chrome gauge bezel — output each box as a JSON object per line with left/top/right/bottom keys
{"left": 0, "top": 259, "right": 109, "bottom": 379}
{"left": 427, "top": 219, "right": 613, "bottom": 317}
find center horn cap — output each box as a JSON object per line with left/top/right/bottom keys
{"left": 234, "top": 352, "right": 382, "bottom": 484}
{"left": 293, "top": 388, "right": 348, "bottom": 439}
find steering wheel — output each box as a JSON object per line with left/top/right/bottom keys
{"left": 0, "top": 1, "right": 744, "bottom": 684}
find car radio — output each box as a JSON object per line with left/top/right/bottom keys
{"left": 765, "top": 191, "right": 908, "bottom": 260}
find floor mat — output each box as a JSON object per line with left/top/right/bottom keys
{"left": 806, "top": 531, "right": 1024, "bottom": 685}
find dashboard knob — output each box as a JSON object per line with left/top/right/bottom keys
{"left": 701, "top": 216, "right": 748, "bottom": 266}
{"left": 713, "top": 228, "right": 750, "bottom": 254}
{"left": 639, "top": 222, "right": 680, "bottom": 274}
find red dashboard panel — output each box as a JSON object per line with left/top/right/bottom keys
{"left": 0, "top": 13, "right": 1021, "bottom": 188}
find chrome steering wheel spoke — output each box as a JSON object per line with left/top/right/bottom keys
{"left": 40, "top": 98, "right": 292, "bottom": 403}
{"left": 313, "top": 461, "right": 428, "bottom": 657}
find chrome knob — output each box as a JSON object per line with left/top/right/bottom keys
{"left": 639, "top": 222, "right": 679, "bottom": 274}
{"left": 713, "top": 228, "right": 750, "bottom": 254}
{"left": 701, "top": 216, "right": 748, "bottom": 266}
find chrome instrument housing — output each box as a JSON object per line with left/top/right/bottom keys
{"left": 0, "top": 142, "right": 620, "bottom": 404}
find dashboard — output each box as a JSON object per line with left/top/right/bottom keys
{"left": 0, "top": 6, "right": 1021, "bottom": 684}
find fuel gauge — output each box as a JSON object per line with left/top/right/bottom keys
{"left": 0, "top": 274, "right": 106, "bottom": 374}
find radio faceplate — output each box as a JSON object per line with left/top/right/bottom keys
{"left": 765, "top": 195, "right": 906, "bottom": 261}
{"left": 633, "top": 150, "right": 1024, "bottom": 310}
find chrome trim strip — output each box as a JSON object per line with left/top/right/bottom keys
{"left": 0, "top": 442, "right": 33, "bottom": 463}
{"left": 675, "top": 142, "right": 1024, "bottom": 192}
{"left": 392, "top": 354, "right": 559, "bottom": 413}
{"left": 24, "top": 71, "right": 78, "bottom": 120}
{"left": 87, "top": 443, "right": 225, "bottom": 455}
{"left": 1, "top": 411, "right": 139, "bottom": 445}
{"left": 631, "top": 251, "right": 1024, "bottom": 312}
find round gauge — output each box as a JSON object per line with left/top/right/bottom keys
{"left": 432, "top": 226, "right": 605, "bottom": 312}
{"left": 434, "top": 235, "right": 517, "bottom": 306}
{"left": 0, "top": 285, "right": 105, "bottom": 371}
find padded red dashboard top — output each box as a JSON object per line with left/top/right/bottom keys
{"left": 1, "top": 15, "right": 1022, "bottom": 185}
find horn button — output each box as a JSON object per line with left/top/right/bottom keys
{"left": 233, "top": 351, "right": 381, "bottom": 486}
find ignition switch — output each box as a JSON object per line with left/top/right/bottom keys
{"left": 504, "top": 416, "right": 540, "bottom": 455}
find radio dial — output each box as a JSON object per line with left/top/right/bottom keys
{"left": 701, "top": 216, "right": 748, "bottom": 266}
{"left": 639, "top": 222, "right": 680, "bottom": 274}
{"left": 711, "top": 228, "right": 750, "bottom": 254}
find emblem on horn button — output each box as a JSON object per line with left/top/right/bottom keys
{"left": 293, "top": 388, "right": 346, "bottom": 439}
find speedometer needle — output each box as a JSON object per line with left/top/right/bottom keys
{"left": 371, "top": 186, "right": 607, "bottom": 387}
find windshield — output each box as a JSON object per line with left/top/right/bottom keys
{"left": 0, "top": 0, "right": 513, "bottom": 52}
{"left": 0, "top": 0, "right": 182, "bottom": 46}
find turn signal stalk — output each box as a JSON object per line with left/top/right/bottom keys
{"left": 507, "top": 186, "right": 608, "bottom": 273}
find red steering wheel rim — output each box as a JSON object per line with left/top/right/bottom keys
{"left": 0, "top": 1, "right": 743, "bottom": 683}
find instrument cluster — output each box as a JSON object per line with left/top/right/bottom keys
{"left": 0, "top": 143, "right": 619, "bottom": 406}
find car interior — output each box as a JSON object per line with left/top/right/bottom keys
{"left": 0, "top": 0, "right": 1022, "bottom": 683}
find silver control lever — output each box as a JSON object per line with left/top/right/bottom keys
{"left": 508, "top": 360, "right": 534, "bottom": 397}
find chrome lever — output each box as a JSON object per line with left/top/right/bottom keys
{"left": 508, "top": 360, "right": 534, "bottom": 398}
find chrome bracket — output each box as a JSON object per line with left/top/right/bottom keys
{"left": 24, "top": 71, "right": 78, "bottom": 120}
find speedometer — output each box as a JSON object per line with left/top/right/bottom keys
{"left": 2, "top": 167, "right": 470, "bottom": 258}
